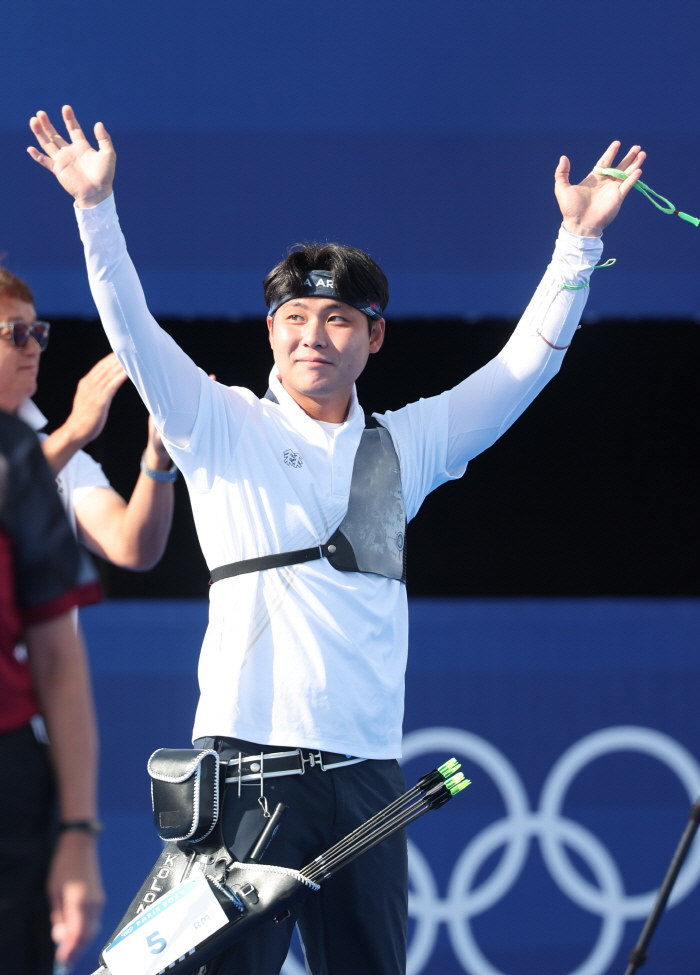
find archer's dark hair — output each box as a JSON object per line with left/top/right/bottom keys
{"left": 263, "top": 243, "right": 389, "bottom": 318}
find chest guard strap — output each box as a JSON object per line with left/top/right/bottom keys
{"left": 210, "top": 392, "right": 406, "bottom": 585}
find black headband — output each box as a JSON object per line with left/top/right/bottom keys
{"left": 267, "top": 270, "right": 384, "bottom": 320}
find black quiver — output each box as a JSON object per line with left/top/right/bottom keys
{"left": 92, "top": 841, "right": 317, "bottom": 975}
{"left": 92, "top": 748, "right": 318, "bottom": 975}
{"left": 91, "top": 749, "right": 467, "bottom": 975}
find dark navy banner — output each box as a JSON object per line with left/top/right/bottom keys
{"left": 77, "top": 598, "right": 700, "bottom": 975}
{"left": 3, "top": 1, "right": 700, "bottom": 318}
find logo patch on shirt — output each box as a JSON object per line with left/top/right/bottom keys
{"left": 283, "top": 450, "right": 304, "bottom": 469}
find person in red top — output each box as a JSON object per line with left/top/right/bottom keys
{"left": 0, "top": 407, "right": 104, "bottom": 975}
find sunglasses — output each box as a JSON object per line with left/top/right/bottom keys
{"left": 0, "top": 320, "right": 50, "bottom": 352}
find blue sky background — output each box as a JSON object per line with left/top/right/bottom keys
{"left": 3, "top": 1, "right": 699, "bottom": 316}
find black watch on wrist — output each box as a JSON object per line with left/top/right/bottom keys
{"left": 58, "top": 819, "right": 104, "bottom": 837}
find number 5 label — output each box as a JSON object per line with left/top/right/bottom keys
{"left": 105, "top": 873, "right": 228, "bottom": 975}
{"left": 147, "top": 931, "right": 167, "bottom": 954}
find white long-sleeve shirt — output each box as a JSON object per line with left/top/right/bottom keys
{"left": 76, "top": 195, "right": 602, "bottom": 758}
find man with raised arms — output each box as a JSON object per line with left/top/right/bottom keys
{"left": 28, "top": 106, "right": 643, "bottom": 975}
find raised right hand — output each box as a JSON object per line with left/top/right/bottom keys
{"left": 28, "top": 105, "right": 116, "bottom": 209}
{"left": 65, "top": 352, "right": 128, "bottom": 446}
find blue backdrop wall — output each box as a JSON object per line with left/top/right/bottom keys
{"left": 77, "top": 598, "right": 700, "bottom": 975}
{"left": 3, "top": 1, "right": 700, "bottom": 319}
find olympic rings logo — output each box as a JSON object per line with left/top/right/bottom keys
{"left": 282, "top": 725, "right": 700, "bottom": 975}
{"left": 402, "top": 726, "right": 700, "bottom": 975}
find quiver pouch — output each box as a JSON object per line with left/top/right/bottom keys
{"left": 148, "top": 748, "right": 219, "bottom": 842}
{"left": 97, "top": 857, "right": 319, "bottom": 975}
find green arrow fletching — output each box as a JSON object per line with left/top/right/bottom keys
{"left": 445, "top": 771, "right": 471, "bottom": 796}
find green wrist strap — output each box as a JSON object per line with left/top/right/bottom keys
{"left": 540, "top": 256, "right": 614, "bottom": 348}
{"left": 560, "top": 258, "right": 616, "bottom": 290}
{"left": 593, "top": 167, "right": 700, "bottom": 227}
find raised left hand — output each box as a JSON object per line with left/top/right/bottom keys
{"left": 142, "top": 415, "right": 172, "bottom": 472}
{"left": 555, "top": 141, "right": 645, "bottom": 237}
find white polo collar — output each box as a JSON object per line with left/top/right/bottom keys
{"left": 267, "top": 368, "right": 364, "bottom": 442}
{"left": 16, "top": 398, "right": 47, "bottom": 432}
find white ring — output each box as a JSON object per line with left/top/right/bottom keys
{"left": 447, "top": 814, "right": 625, "bottom": 975}
{"left": 283, "top": 725, "right": 700, "bottom": 975}
{"left": 539, "top": 726, "right": 700, "bottom": 916}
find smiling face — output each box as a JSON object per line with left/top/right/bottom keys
{"left": 267, "top": 296, "right": 385, "bottom": 422}
{"left": 0, "top": 297, "right": 42, "bottom": 414}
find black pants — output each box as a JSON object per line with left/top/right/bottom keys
{"left": 194, "top": 737, "right": 408, "bottom": 975}
{"left": 0, "top": 724, "right": 56, "bottom": 975}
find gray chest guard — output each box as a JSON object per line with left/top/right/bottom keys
{"left": 324, "top": 416, "right": 406, "bottom": 581}
{"left": 209, "top": 392, "right": 407, "bottom": 585}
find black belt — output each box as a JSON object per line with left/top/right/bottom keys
{"left": 210, "top": 544, "right": 339, "bottom": 585}
{"left": 224, "top": 748, "right": 365, "bottom": 785}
